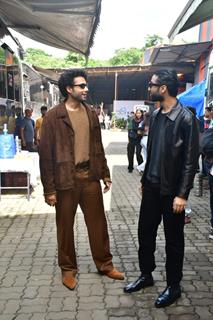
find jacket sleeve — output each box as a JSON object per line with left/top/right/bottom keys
{"left": 94, "top": 112, "right": 111, "bottom": 180}
{"left": 39, "top": 113, "right": 56, "bottom": 195}
{"left": 176, "top": 114, "right": 199, "bottom": 199}
{"left": 141, "top": 113, "right": 155, "bottom": 185}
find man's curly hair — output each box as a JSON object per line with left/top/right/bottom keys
{"left": 58, "top": 69, "right": 87, "bottom": 98}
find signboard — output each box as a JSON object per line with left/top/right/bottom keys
{"left": 113, "top": 100, "right": 147, "bottom": 119}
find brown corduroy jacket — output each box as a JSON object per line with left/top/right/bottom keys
{"left": 39, "top": 102, "right": 110, "bottom": 195}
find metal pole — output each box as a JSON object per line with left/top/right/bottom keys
{"left": 19, "top": 62, "right": 25, "bottom": 110}
{"left": 114, "top": 72, "right": 118, "bottom": 101}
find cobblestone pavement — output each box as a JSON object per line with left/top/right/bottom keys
{"left": 0, "top": 130, "right": 213, "bottom": 320}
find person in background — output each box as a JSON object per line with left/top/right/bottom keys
{"left": 35, "top": 105, "right": 48, "bottom": 146}
{"left": 127, "top": 109, "right": 143, "bottom": 173}
{"left": 127, "top": 111, "right": 135, "bottom": 130}
{"left": 104, "top": 113, "right": 111, "bottom": 130}
{"left": 136, "top": 109, "right": 151, "bottom": 174}
{"left": 202, "top": 105, "right": 213, "bottom": 239}
{"left": 0, "top": 104, "right": 8, "bottom": 134}
{"left": 14, "top": 107, "right": 24, "bottom": 139}
{"left": 20, "top": 107, "right": 36, "bottom": 152}
{"left": 199, "top": 106, "right": 213, "bottom": 132}
{"left": 184, "top": 107, "right": 200, "bottom": 225}
{"left": 124, "top": 70, "right": 199, "bottom": 308}
{"left": 199, "top": 106, "right": 213, "bottom": 176}
{"left": 136, "top": 103, "right": 160, "bottom": 174}
{"left": 7, "top": 105, "right": 16, "bottom": 134}
{"left": 39, "top": 69, "right": 124, "bottom": 291}
{"left": 98, "top": 103, "right": 106, "bottom": 129}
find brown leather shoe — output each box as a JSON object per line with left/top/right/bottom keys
{"left": 100, "top": 268, "right": 124, "bottom": 280}
{"left": 62, "top": 276, "right": 77, "bottom": 290}
{"left": 62, "top": 270, "right": 77, "bottom": 290}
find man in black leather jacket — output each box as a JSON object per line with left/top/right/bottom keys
{"left": 124, "top": 70, "right": 199, "bottom": 308}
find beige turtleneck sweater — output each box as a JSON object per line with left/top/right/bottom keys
{"left": 67, "top": 105, "right": 90, "bottom": 165}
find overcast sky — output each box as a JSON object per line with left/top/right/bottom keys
{"left": 12, "top": 0, "right": 199, "bottom": 60}
{"left": 90, "top": 0, "right": 199, "bottom": 59}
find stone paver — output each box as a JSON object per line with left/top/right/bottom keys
{"left": 0, "top": 130, "right": 213, "bottom": 319}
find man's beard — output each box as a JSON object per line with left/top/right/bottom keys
{"left": 150, "top": 93, "right": 164, "bottom": 102}
{"left": 72, "top": 93, "right": 87, "bottom": 102}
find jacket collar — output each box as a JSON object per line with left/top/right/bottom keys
{"left": 55, "top": 101, "right": 95, "bottom": 130}
{"left": 156, "top": 100, "right": 183, "bottom": 122}
{"left": 55, "top": 102, "right": 65, "bottom": 116}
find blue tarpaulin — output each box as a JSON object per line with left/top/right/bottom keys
{"left": 178, "top": 80, "right": 206, "bottom": 117}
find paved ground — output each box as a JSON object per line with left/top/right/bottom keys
{"left": 0, "top": 130, "right": 213, "bottom": 320}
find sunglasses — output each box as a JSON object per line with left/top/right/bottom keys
{"left": 148, "top": 82, "right": 162, "bottom": 88}
{"left": 73, "top": 83, "right": 88, "bottom": 89}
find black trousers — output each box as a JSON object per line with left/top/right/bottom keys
{"left": 22, "top": 141, "right": 34, "bottom": 152}
{"left": 127, "top": 138, "right": 143, "bottom": 170}
{"left": 138, "top": 183, "right": 185, "bottom": 286}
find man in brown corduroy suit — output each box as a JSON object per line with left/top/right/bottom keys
{"left": 39, "top": 69, "right": 124, "bottom": 290}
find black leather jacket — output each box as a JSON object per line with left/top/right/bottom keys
{"left": 142, "top": 102, "right": 199, "bottom": 199}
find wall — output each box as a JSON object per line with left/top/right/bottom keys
{"left": 196, "top": 20, "right": 213, "bottom": 82}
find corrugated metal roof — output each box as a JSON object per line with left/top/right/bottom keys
{"left": 0, "top": 0, "right": 102, "bottom": 55}
{"left": 148, "top": 41, "right": 212, "bottom": 65}
{"left": 168, "top": 0, "right": 213, "bottom": 41}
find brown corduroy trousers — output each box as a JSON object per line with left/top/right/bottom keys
{"left": 55, "top": 173, "right": 113, "bottom": 274}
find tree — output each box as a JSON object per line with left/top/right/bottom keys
{"left": 65, "top": 51, "right": 86, "bottom": 66}
{"left": 0, "top": 47, "right": 5, "bottom": 64}
{"left": 86, "top": 58, "right": 109, "bottom": 67}
{"left": 24, "top": 48, "right": 108, "bottom": 68}
{"left": 144, "top": 34, "right": 163, "bottom": 48}
{"left": 24, "top": 33, "right": 164, "bottom": 69}
{"left": 109, "top": 48, "right": 144, "bottom": 66}
{"left": 24, "top": 48, "right": 66, "bottom": 68}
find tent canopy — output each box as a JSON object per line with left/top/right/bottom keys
{"left": 168, "top": 0, "right": 213, "bottom": 41}
{"left": 178, "top": 80, "right": 206, "bottom": 116}
{"left": 0, "top": 0, "right": 102, "bottom": 55}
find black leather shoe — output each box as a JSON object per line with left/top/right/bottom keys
{"left": 155, "top": 285, "right": 181, "bottom": 308}
{"left": 124, "top": 274, "right": 154, "bottom": 293}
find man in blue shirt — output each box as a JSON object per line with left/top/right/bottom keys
{"left": 14, "top": 107, "right": 24, "bottom": 139}
{"left": 20, "top": 107, "right": 35, "bottom": 152}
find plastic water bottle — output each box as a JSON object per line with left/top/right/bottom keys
{"left": 15, "top": 136, "right": 21, "bottom": 153}
{"left": 185, "top": 201, "right": 192, "bottom": 216}
{"left": 15, "top": 136, "right": 19, "bottom": 153}
{"left": 3, "top": 123, "right": 8, "bottom": 134}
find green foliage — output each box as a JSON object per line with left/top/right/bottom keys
{"left": 24, "top": 48, "right": 109, "bottom": 68}
{"left": 24, "top": 34, "right": 163, "bottom": 68}
{"left": 87, "top": 58, "right": 109, "bottom": 67}
{"left": 110, "top": 113, "right": 128, "bottom": 129}
{"left": 115, "top": 117, "right": 127, "bottom": 129}
{"left": 144, "top": 34, "right": 163, "bottom": 48}
{"left": 25, "top": 48, "right": 67, "bottom": 68}
{"left": 110, "top": 112, "right": 116, "bottom": 128}
{"left": 109, "top": 48, "right": 144, "bottom": 66}
{"left": 65, "top": 51, "right": 86, "bottom": 65}
{"left": 26, "top": 48, "right": 50, "bottom": 57}
{"left": 0, "top": 47, "right": 5, "bottom": 64}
